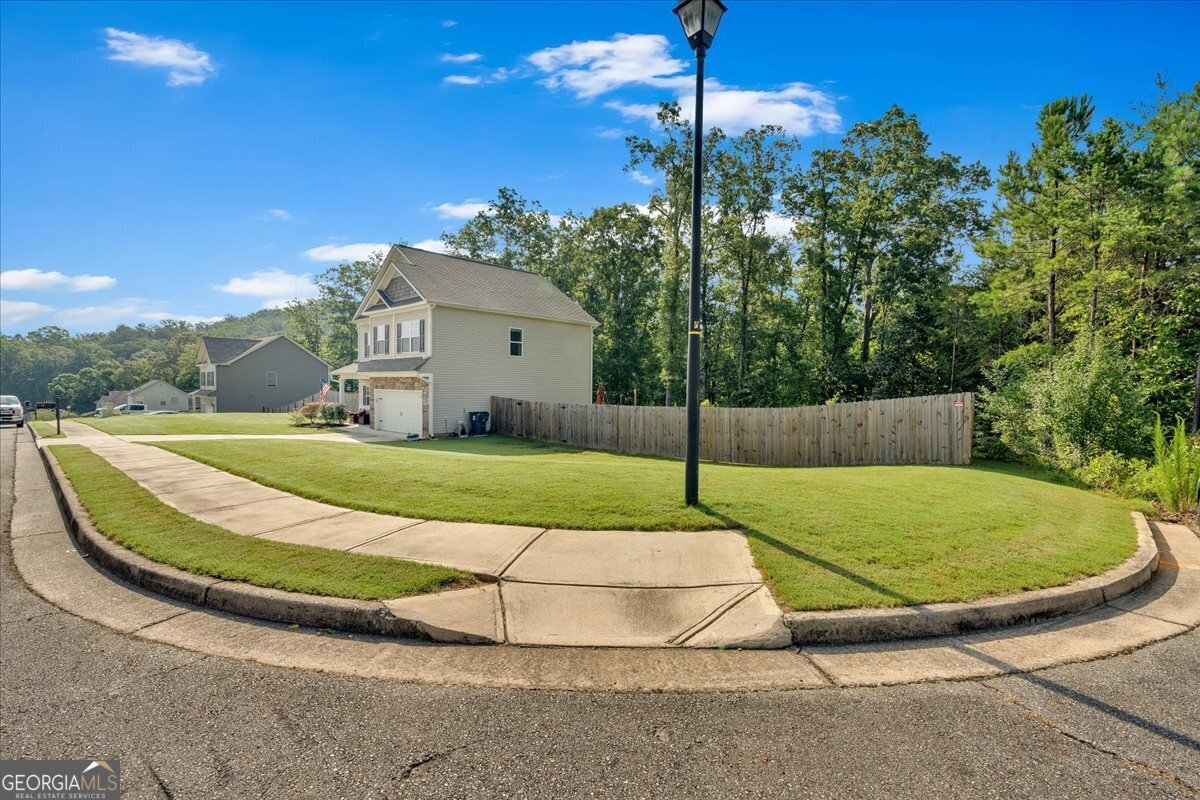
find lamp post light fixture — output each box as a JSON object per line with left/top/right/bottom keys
{"left": 673, "top": 0, "right": 726, "bottom": 506}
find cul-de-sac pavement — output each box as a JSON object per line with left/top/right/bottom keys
{"left": 3, "top": 424, "right": 1198, "bottom": 798}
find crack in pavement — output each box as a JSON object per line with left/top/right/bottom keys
{"left": 980, "top": 682, "right": 1200, "bottom": 794}
{"left": 146, "top": 760, "right": 176, "bottom": 800}
{"left": 396, "top": 741, "right": 474, "bottom": 782}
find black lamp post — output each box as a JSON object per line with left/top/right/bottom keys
{"left": 673, "top": 0, "right": 726, "bottom": 506}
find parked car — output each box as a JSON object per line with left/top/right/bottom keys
{"left": 0, "top": 395, "right": 25, "bottom": 427}
{"left": 112, "top": 403, "right": 149, "bottom": 415}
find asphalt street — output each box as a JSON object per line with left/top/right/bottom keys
{"left": 1, "top": 426, "right": 1197, "bottom": 799}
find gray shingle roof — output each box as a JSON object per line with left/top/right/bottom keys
{"left": 339, "top": 357, "right": 429, "bottom": 374}
{"left": 201, "top": 336, "right": 261, "bottom": 364}
{"left": 381, "top": 246, "right": 597, "bottom": 326}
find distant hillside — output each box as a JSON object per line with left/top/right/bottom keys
{"left": 0, "top": 308, "right": 290, "bottom": 409}
{"left": 201, "top": 308, "right": 288, "bottom": 339}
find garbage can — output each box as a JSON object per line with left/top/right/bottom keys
{"left": 468, "top": 411, "right": 489, "bottom": 436}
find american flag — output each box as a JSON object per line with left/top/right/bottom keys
{"left": 317, "top": 378, "right": 330, "bottom": 402}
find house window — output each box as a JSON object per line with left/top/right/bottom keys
{"left": 361, "top": 384, "right": 372, "bottom": 407}
{"left": 160, "top": 399, "right": 167, "bottom": 407}
{"left": 399, "top": 319, "right": 425, "bottom": 354}
{"left": 509, "top": 327, "right": 523, "bottom": 357}
{"left": 200, "top": 369, "right": 215, "bottom": 388}
{"left": 267, "top": 371, "right": 278, "bottom": 387}
{"left": 373, "top": 324, "right": 390, "bottom": 355}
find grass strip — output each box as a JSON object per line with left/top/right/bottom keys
{"left": 76, "top": 412, "right": 328, "bottom": 436}
{"left": 49, "top": 444, "right": 471, "bottom": 601}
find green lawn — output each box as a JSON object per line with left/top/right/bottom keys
{"left": 29, "top": 421, "right": 64, "bottom": 438}
{"left": 76, "top": 412, "right": 331, "bottom": 436}
{"left": 49, "top": 445, "right": 471, "bottom": 601}
{"left": 155, "top": 436, "right": 1149, "bottom": 611}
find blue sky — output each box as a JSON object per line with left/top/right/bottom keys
{"left": 1, "top": 0, "right": 1196, "bottom": 334}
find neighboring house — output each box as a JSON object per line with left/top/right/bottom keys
{"left": 191, "top": 334, "right": 330, "bottom": 413}
{"left": 95, "top": 390, "right": 130, "bottom": 411}
{"left": 331, "top": 244, "right": 597, "bottom": 437}
{"left": 95, "top": 381, "right": 188, "bottom": 413}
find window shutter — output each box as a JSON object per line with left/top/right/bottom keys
{"left": 419, "top": 319, "right": 426, "bottom": 353}
{"left": 384, "top": 324, "right": 390, "bottom": 354}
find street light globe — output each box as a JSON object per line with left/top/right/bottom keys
{"left": 673, "top": 0, "right": 727, "bottom": 51}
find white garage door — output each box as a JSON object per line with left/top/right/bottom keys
{"left": 375, "top": 389, "right": 423, "bottom": 435}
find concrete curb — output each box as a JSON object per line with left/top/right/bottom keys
{"left": 36, "top": 441, "right": 495, "bottom": 644}
{"left": 785, "top": 512, "right": 1159, "bottom": 645}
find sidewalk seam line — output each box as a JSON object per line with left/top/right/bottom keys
{"left": 798, "top": 651, "right": 839, "bottom": 687}
{"left": 1107, "top": 604, "right": 1189, "bottom": 629}
{"left": 252, "top": 509, "right": 356, "bottom": 537}
{"left": 671, "top": 584, "right": 762, "bottom": 646}
{"left": 496, "top": 528, "right": 549, "bottom": 578}
{"left": 129, "top": 608, "right": 192, "bottom": 635}
{"left": 344, "top": 520, "right": 427, "bottom": 552}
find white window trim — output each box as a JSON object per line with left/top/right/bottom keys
{"left": 266, "top": 371, "right": 278, "bottom": 387}
{"left": 509, "top": 327, "right": 523, "bottom": 358}
{"left": 398, "top": 318, "right": 426, "bottom": 355}
{"left": 373, "top": 323, "right": 390, "bottom": 356}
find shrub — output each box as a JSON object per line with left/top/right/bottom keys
{"left": 1149, "top": 416, "right": 1200, "bottom": 513}
{"left": 318, "top": 403, "right": 349, "bottom": 425}
{"left": 1074, "top": 451, "right": 1151, "bottom": 498}
{"left": 978, "top": 338, "right": 1151, "bottom": 471}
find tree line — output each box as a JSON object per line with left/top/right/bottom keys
{"left": 4, "top": 79, "right": 1194, "bottom": 483}
{"left": 0, "top": 309, "right": 287, "bottom": 411}
{"left": 423, "top": 82, "right": 1196, "bottom": 433}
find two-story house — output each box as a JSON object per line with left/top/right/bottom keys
{"left": 190, "top": 334, "right": 330, "bottom": 412}
{"left": 331, "top": 245, "right": 597, "bottom": 437}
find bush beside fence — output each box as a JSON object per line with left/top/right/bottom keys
{"left": 491, "top": 393, "right": 974, "bottom": 467}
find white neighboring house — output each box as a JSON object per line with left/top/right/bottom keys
{"left": 96, "top": 380, "right": 188, "bottom": 414}
{"left": 332, "top": 245, "right": 598, "bottom": 437}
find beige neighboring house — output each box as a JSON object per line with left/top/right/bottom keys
{"left": 332, "top": 245, "right": 597, "bottom": 437}
{"left": 96, "top": 380, "right": 188, "bottom": 414}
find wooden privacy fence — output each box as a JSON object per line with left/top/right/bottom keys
{"left": 490, "top": 393, "right": 974, "bottom": 467}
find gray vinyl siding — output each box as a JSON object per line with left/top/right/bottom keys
{"left": 424, "top": 305, "right": 592, "bottom": 435}
{"left": 213, "top": 338, "right": 329, "bottom": 412}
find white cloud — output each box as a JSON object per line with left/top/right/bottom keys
{"left": 441, "top": 19, "right": 458, "bottom": 28}
{"left": 528, "top": 34, "right": 688, "bottom": 99}
{"left": 104, "top": 27, "right": 216, "bottom": 87}
{"left": 433, "top": 199, "right": 489, "bottom": 219}
{"left": 0, "top": 299, "right": 53, "bottom": 326}
{"left": 629, "top": 169, "right": 654, "bottom": 186}
{"left": 213, "top": 268, "right": 317, "bottom": 301}
{"left": 265, "top": 208, "right": 293, "bottom": 221}
{"left": 763, "top": 212, "right": 795, "bottom": 238}
{"left": 54, "top": 298, "right": 220, "bottom": 329}
{"left": 0, "top": 268, "right": 117, "bottom": 292}
{"left": 595, "top": 127, "right": 629, "bottom": 139}
{"left": 441, "top": 52, "right": 483, "bottom": 64}
{"left": 443, "top": 74, "right": 482, "bottom": 86}
{"left": 410, "top": 238, "right": 449, "bottom": 254}
{"left": 302, "top": 243, "right": 390, "bottom": 262}
{"left": 529, "top": 33, "right": 840, "bottom": 135}
{"left": 166, "top": 313, "right": 226, "bottom": 324}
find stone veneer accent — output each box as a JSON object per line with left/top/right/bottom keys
{"left": 367, "top": 376, "right": 430, "bottom": 438}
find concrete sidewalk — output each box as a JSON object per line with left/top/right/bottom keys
{"left": 46, "top": 421, "right": 791, "bottom": 648}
